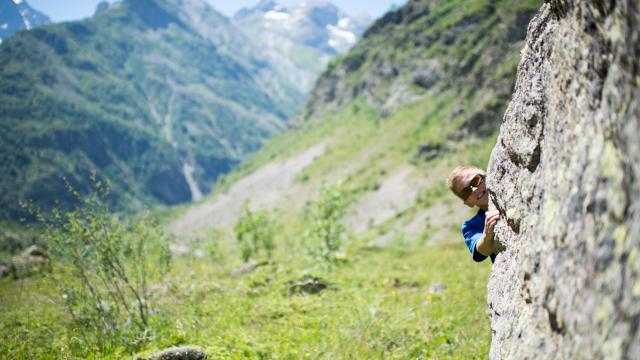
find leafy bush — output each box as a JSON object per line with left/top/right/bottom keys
{"left": 305, "top": 182, "right": 349, "bottom": 265}
{"left": 234, "top": 204, "right": 275, "bottom": 262}
{"left": 32, "top": 178, "right": 171, "bottom": 352}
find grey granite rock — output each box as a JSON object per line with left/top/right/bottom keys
{"left": 487, "top": 0, "right": 640, "bottom": 358}
{"left": 147, "top": 346, "right": 206, "bottom": 360}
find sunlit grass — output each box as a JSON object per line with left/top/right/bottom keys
{"left": 1, "top": 232, "right": 491, "bottom": 359}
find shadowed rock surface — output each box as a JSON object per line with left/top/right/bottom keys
{"left": 487, "top": 0, "right": 640, "bottom": 358}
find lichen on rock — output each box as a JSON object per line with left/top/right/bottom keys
{"left": 486, "top": 0, "right": 640, "bottom": 358}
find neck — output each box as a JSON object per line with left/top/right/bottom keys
{"left": 480, "top": 205, "right": 488, "bottom": 211}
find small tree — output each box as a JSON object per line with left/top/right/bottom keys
{"left": 32, "top": 177, "right": 170, "bottom": 352}
{"left": 305, "top": 182, "right": 348, "bottom": 265}
{"left": 234, "top": 204, "right": 275, "bottom": 262}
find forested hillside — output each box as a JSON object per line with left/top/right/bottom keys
{"left": 0, "top": 0, "right": 303, "bottom": 218}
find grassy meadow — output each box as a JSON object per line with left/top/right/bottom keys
{"left": 1, "top": 94, "right": 497, "bottom": 358}
{"left": 0, "top": 239, "right": 491, "bottom": 359}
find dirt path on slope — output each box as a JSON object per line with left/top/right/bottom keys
{"left": 167, "top": 141, "right": 328, "bottom": 239}
{"left": 344, "top": 165, "right": 424, "bottom": 233}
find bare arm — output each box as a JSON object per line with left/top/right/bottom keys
{"left": 476, "top": 210, "right": 500, "bottom": 256}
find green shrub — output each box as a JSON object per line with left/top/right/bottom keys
{"left": 234, "top": 204, "right": 275, "bottom": 262}
{"left": 305, "top": 182, "right": 349, "bottom": 266}
{"left": 32, "top": 178, "right": 171, "bottom": 352}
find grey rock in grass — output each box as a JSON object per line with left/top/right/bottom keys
{"left": 0, "top": 262, "right": 11, "bottom": 278}
{"left": 231, "top": 260, "right": 269, "bottom": 278}
{"left": 147, "top": 346, "right": 206, "bottom": 360}
{"left": 289, "top": 277, "right": 327, "bottom": 296}
{"left": 425, "top": 282, "right": 446, "bottom": 296}
{"left": 8, "top": 244, "right": 50, "bottom": 279}
{"left": 487, "top": 0, "right": 640, "bottom": 358}
{"left": 22, "top": 245, "right": 46, "bottom": 258}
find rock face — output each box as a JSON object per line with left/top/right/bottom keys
{"left": 487, "top": 0, "right": 640, "bottom": 358}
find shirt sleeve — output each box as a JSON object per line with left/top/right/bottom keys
{"left": 462, "top": 222, "right": 488, "bottom": 263}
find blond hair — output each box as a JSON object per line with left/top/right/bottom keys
{"left": 447, "top": 165, "right": 485, "bottom": 200}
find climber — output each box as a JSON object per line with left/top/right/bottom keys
{"left": 446, "top": 165, "right": 500, "bottom": 263}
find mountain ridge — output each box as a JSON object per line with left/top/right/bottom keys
{"left": 0, "top": 0, "right": 303, "bottom": 219}
{"left": 232, "top": 0, "right": 371, "bottom": 93}
{"left": 295, "top": 0, "right": 538, "bottom": 124}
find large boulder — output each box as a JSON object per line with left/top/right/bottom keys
{"left": 487, "top": 0, "right": 640, "bottom": 358}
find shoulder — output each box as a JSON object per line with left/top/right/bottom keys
{"left": 462, "top": 209, "right": 485, "bottom": 230}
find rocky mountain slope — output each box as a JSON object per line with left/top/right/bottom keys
{"left": 0, "top": 0, "right": 306, "bottom": 219}
{"left": 487, "top": 0, "right": 639, "bottom": 358}
{"left": 233, "top": 0, "right": 371, "bottom": 93}
{"left": 0, "top": 0, "right": 50, "bottom": 42}
{"left": 294, "top": 0, "right": 539, "bottom": 125}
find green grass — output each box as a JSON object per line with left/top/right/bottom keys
{"left": 0, "top": 234, "right": 492, "bottom": 359}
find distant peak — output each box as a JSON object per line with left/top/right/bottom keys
{"left": 234, "top": 0, "right": 284, "bottom": 19}
{"left": 95, "top": 1, "right": 110, "bottom": 15}
{"left": 255, "top": 0, "right": 279, "bottom": 12}
{"left": 298, "top": 1, "right": 335, "bottom": 9}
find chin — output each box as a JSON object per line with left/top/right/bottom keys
{"left": 479, "top": 195, "right": 489, "bottom": 209}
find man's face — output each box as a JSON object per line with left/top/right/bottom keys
{"left": 458, "top": 170, "right": 489, "bottom": 209}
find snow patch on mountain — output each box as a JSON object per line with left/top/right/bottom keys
{"left": 233, "top": 1, "right": 371, "bottom": 93}
{"left": 1, "top": 0, "right": 50, "bottom": 41}
{"left": 337, "top": 17, "right": 350, "bottom": 28}
{"left": 326, "top": 24, "right": 356, "bottom": 52}
{"left": 264, "top": 10, "right": 290, "bottom": 21}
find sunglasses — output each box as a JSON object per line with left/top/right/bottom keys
{"left": 459, "top": 174, "right": 485, "bottom": 201}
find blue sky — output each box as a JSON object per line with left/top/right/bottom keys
{"left": 28, "top": 0, "right": 407, "bottom": 23}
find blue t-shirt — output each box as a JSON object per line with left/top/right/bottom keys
{"left": 461, "top": 209, "right": 496, "bottom": 263}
